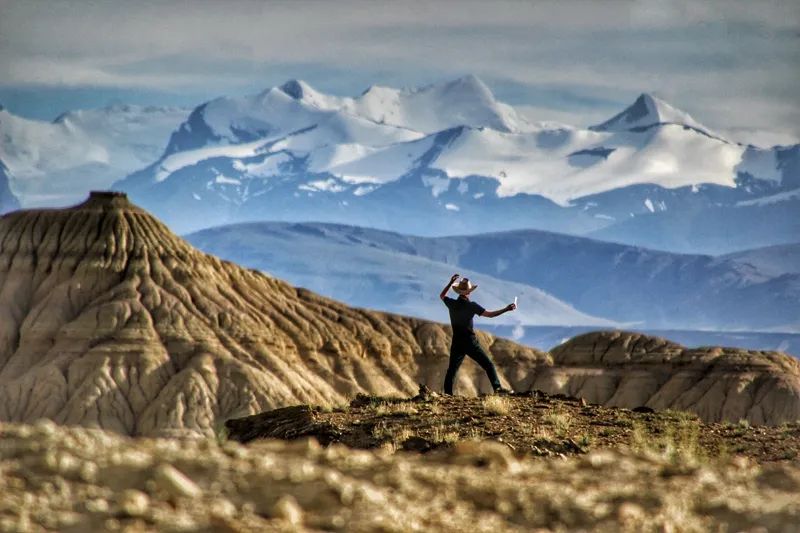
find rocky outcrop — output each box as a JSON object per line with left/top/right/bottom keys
{"left": 533, "top": 330, "right": 800, "bottom": 425}
{"left": 0, "top": 192, "right": 547, "bottom": 437}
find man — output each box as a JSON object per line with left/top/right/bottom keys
{"left": 439, "top": 273, "right": 516, "bottom": 395}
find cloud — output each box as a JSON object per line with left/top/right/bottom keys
{"left": 1, "top": 0, "right": 797, "bottom": 135}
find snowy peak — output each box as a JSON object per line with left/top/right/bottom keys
{"left": 279, "top": 79, "right": 324, "bottom": 103}
{"left": 591, "top": 93, "right": 708, "bottom": 134}
{"left": 344, "top": 74, "right": 530, "bottom": 134}
{"left": 0, "top": 161, "right": 21, "bottom": 213}
{"left": 422, "top": 74, "right": 496, "bottom": 103}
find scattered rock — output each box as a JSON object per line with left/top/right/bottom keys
{"left": 0, "top": 420, "right": 795, "bottom": 531}
{"left": 272, "top": 495, "right": 303, "bottom": 526}
{"left": 154, "top": 464, "right": 202, "bottom": 499}
{"left": 118, "top": 489, "right": 149, "bottom": 517}
{"left": 401, "top": 436, "right": 436, "bottom": 453}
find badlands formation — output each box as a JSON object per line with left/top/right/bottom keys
{"left": 0, "top": 192, "right": 798, "bottom": 438}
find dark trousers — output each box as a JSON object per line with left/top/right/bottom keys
{"left": 444, "top": 333, "right": 501, "bottom": 394}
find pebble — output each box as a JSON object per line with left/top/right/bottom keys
{"left": 209, "top": 498, "right": 237, "bottom": 518}
{"left": 119, "top": 489, "right": 149, "bottom": 517}
{"left": 154, "top": 464, "right": 202, "bottom": 499}
{"left": 272, "top": 495, "right": 303, "bottom": 525}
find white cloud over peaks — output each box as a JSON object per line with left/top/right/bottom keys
{"left": 0, "top": 0, "right": 797, "bottom": 136}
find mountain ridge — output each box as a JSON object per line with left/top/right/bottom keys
{"left": 185, "top": 220, "right": 800, "bottom": 333}
{"left": 109, "top": 77, "right": 798, "bottom": 250}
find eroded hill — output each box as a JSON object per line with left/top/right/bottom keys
{"left": 0, "top": 192, "right": 546, "bottom": 437}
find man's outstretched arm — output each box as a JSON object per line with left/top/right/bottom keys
{"left": 481, "top": 303, "right": 517, "bottom": 318}
{"left": 440, "top": 273, "right": 459, "bottom": 300}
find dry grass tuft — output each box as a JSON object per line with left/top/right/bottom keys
{"left": 431, "top": 424, "right": 461, "bottom": 444}
{"left": 632, "top": 417, "right": 706, "bottom": 464}
{"left": 543, "top": 407, "right": 574, "bottom": 436}
{"left": 482, "top": 396, "right": 512, "bottom": 416}
{"left": 374, "top": 402, "right": 419, "bottom": 416}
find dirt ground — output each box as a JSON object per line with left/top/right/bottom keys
{"left": 226, "top": 387, "right": 800, "bottom": 464}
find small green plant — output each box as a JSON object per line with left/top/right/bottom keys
{"left": 213, "top": 423, "right": 229, "bottom": 446}
{"left": 729, "top": 418, "right": 751, "bottom": 437}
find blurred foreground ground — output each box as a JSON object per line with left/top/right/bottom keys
{"left": 2, "top": 391, "right": 799, "bottom": 532}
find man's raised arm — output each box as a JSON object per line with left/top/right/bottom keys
{"left": 481, "top": 302, "right": 517, "bottom": 318}
{"left": 440, "top": 273, "right": 459, "bottom": 300}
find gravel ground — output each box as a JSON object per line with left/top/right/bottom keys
{"left": 1, "top": 420, "right": 799, "bottom": 532}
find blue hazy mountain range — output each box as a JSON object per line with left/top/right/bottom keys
{"left": 105, "top": 77, "right": 799, "bottom": 255}
{"left": 185, "top": 222, "right": 800, "bottom": 334}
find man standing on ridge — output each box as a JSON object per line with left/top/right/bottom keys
{"left": 440, "top": 273, "right": 516, "bottom": 395}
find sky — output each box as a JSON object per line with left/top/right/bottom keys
{"left": 1, "top": 0, "right": 799, "bottom": 145}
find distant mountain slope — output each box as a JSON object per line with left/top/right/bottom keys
{"left": 186, "top": 222, "right": 800, "bottom": 332}
{"left": 719, "top": 243, "right": 800, "bottom": 277}
{"left": 111, "top": 78, "right": 798, "bottom": 253}
{"left": 0, "top": 104, "right": 187, "bottom": 206}
{"left": 589, "top": 193, "right": 800, "bottom": 255}
{"left": 185, "top": 222, "right": 612, "bottom": 328}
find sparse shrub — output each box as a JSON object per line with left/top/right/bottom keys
{"left": 729, "top": 418, "right": 751, "bottom": 437}
{"left": 390, "top": 427, "right": 415, "bottom": 446}
{"left": 213, "top": 423, "right": 229, "bottom": 446}
{"left": 532, "top": 426, "right": 554, "bottom": 441}
{"left": 482, "top": 396, "right": 511, "bottom": 416}
{"left": 431, "top": 424, "right": 460, "bottom": 444}
{"left": 543, "top": 407, "right": 573, "bottom": 436}
{"left": 631, "top": 418, "right": 705, "bottom": 464}
{"left": 467, "top": 426, "right": 485, "bottom": 440}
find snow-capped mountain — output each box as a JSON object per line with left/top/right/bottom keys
{"left": 112, "top": 76, "right": 798, "bottom": 252}
{"left": 589, "top": 93, "right": 711, "bottom": 134}
{"left": 186, "top": 222, "right": 800, "bottom": 333}
{"left": 0, "top": 104, "right": 188, "bottom": 206}
{"left": 0, "top": 161, "right": 20, "bottom": 213}
{"left": 160, "top": 75, "right": 530, "bottom": 159}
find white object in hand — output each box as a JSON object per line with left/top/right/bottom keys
{"left": 513, "top": 296, "right": 518, "bottom": 308}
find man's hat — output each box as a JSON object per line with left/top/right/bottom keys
{"left": 452, "top": 277, "right": 478, "bottom": 295}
